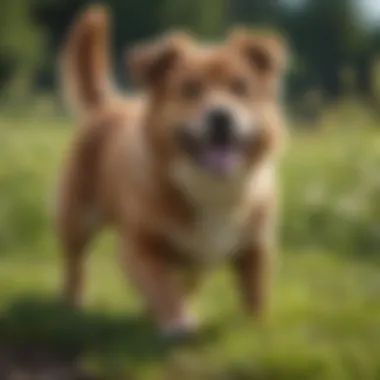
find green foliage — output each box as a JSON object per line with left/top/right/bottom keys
{"left": 281, "top": 127, "right": 380, "bottom": 255}
{"left": 0, "top": 0, "right": 379, "bottom": 105}
{"left": 0, "top": 0, "right": 44, "bottom": 105}
{"left": 0, "top": 125, "right": 62, "bottom": 254}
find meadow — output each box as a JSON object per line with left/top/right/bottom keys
{"left": 0, "top": 109, "right": 379, "bottom": 379}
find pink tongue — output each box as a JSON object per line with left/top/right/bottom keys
{"left": 202, "top": 148, "right": 238, "bottom": 174}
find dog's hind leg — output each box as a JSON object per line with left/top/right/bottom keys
{"left": 57, "top": 200, "right": 97, "bottom": 308}
{"left": 54, "top": 163, "right": 101, "bottom": 308}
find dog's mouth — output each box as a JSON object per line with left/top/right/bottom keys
{"left": 177, "top": 127, "right": 246, "bottom": 178}
{"left": 198, "top": 145, "right": 242, "bottom": 176}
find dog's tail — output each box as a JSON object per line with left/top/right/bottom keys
{"left": 59, "top": 5, "right": 113, "bottom": 117}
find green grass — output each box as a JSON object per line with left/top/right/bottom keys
{"left": 0, "top": 117, "right": 380, "bottom": 379}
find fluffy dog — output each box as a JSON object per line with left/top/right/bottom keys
{"left": 56, "top": 5, "right": 287, "bottom": 338}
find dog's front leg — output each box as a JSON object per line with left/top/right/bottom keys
{"left": 234, "top": 240, "right": 274, "bottom": 320}
{"left": 119, "top": 237, "right": 197, "bottom": 338}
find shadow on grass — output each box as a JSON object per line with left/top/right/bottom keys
{"left": 0, "top": 297, "right": 165, "bottom": 360}
{"left": 0, "top": 296, "right": 221, "bottom": 379}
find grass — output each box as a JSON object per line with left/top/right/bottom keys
{"left": 0, "top": 116, "right": 379, "bottom": 379}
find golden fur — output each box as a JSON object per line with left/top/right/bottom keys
{"left": 56, "top": 5, "right": 287, "bottom": 336}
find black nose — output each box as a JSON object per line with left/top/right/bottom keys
{"left": 207, "top": 108, "right": 234, "bottom": 146}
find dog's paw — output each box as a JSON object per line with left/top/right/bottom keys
{"left": 161, "top": 314, "right": 199, "bottom": 345}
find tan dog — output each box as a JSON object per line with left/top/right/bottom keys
{"left": 56, "top": 5, "right": 287, "bottom": 338}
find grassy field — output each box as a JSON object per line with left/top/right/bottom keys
{"left": 0, "top": 115, "right": 379, "bottom": 379}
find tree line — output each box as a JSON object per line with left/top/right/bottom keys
{"left": 0, "top": 0, "right": 379, "bottom": 109}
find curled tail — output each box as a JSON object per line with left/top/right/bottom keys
{"left": 59, "top": 5, "right": 112, "bottom": 117}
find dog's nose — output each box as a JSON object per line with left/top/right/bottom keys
{"left": 206, "top": 108, "right": 234, "bottom": 146}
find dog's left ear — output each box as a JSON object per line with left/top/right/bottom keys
{"left": 229, "top": 29, "right": 288, "bottom": 76}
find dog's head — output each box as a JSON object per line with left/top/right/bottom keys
{"left": 127, "top": 30, "right": 287, "bottom": 180}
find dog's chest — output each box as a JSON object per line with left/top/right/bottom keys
{"left": 166, "top": 206, "right": 246, "bottom": 265}
{"left": 163, "top": 160, "right": 275, "bottom": 265}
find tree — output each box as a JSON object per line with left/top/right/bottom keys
{"left": 0, "top": 0, "right": 43, "bottom": 105}
{"left": 162, "top": 0, "right": 227, "bottom": 38}
{"left": 282, "top": 0, "right": 364, "bottom": 99}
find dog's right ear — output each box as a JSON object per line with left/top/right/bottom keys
{"left": 126, "top": 32, "right": 191, "bottom": 88}
{"left": 229, "top": 29, "right": 288, "bottom": 77}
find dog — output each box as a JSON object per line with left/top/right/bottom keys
{"left": 56, "top": 5, "right": 288, "bottom": 339}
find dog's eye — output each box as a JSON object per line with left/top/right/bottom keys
{"left": 230, "top": 78, "right": 249, "bottom": 97}
{"left": 180, "top": 80, "right": 203, "bottom": 100}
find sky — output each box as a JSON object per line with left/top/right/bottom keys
{"left": 281, "top": 0, "right": 380, "bottom": 26}
{"left": 360, "top": 0, "right": 380, "bottom": 24}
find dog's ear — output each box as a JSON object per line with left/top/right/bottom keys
{"left": 229, "top": 29, "right": 288, "bottom": 76}
{"left": 126, "top": 32, "right": 192, "bottom": 88}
